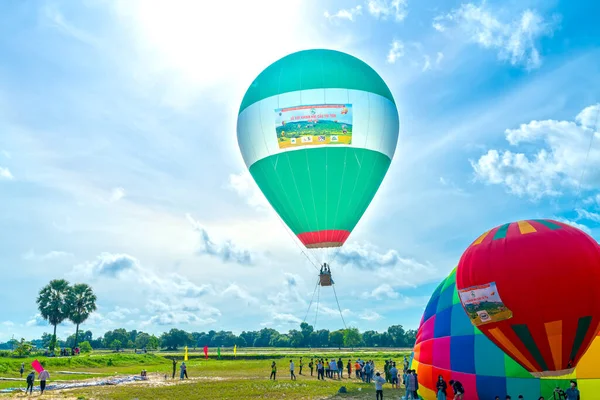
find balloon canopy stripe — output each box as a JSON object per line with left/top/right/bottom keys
{"left": 544, "top": 320, "right": 563, "bottom": 370}
{"left": 512, "top": 324, "right": 549, "bottom": 371}
{"left": 249, "top": 147, "right": 391, "bottom": 239}
{"left": 238, "top": 49, "right": 396, "bottom": 115}
{"left": 493, "top": 223, "right": 511, "bottom": 240}
{"left": 470, "top": 219, "right": 566, "bottom": 249}
{"left": 297, "top": 229, "right": 350, "bottom": 248}
{"left": 571, "top": 316, "right": 593, "bottom": 362}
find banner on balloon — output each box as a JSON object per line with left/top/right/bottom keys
{"left": 458, "top": 282, "right": 513, "bottom": 326}
{"left": 274, "top": 104, "right": 353, "bottom": 149}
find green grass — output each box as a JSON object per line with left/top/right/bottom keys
{"left": 0, "top": 351, "right": 410, "bottom": 399}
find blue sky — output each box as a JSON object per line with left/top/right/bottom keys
{"left": 1, "top": 0, "right": 599, "bottom": 342}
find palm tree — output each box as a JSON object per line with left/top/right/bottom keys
{"left": 36, "top": 279, "right": 71, "bottom": 350}
{"left": 67, "top": 283, "right": 97, "bottom": 348}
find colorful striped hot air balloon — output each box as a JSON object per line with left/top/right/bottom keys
{"left": 456, "top": 219, "right": 600, "bottom": 377}
{"left": 411, "top": 268, "right": 600, "bottom": 399}
{"left": 236, "top": 49, "right": 399, "bottom": 251}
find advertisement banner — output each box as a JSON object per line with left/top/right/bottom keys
{"left": 458, "top": 282, "right": 513, "bottom": 326}
{"left": 274, "top": 104, "right": 353, "bottom": 149}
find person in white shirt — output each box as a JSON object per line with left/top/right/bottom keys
{"left": 330, "top": 360, "right": 338, "bottom": 379}
{"left": 39, "top": 369, "right": 50, "bottom": 394}
{"left": 374, "top": 372, "right": 386, "bottom": 400}
{"left": 289, "top": 360, "right": 296, "bottom": 380}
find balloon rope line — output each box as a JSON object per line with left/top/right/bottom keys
{"left": 303, "top": 277, "right": 320, "bottom": 323}
{"left": 332, "top": 284, "right": 348, "bottom": 330}
{"left": 314, "top": 284, "right": 321, "bottom": 329}
{"left": 573, "top": 105, "right": 600, "bottom": 210}
{"left": 274, "top": 214, "right": 320, "bottom": 270}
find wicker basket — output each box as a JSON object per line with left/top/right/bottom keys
{"left": 319, "top": 273, "right": 332, "bottom": 286}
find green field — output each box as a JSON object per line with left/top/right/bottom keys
{"left": 0, "top": 349, "right": 411, "bottom": 399}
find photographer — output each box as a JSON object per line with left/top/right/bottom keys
{"left": 554, "top": 381, "right": 580, "bottom": 400}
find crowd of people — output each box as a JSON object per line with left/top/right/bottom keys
{"left": 267, "top": 355, "right": 423, "bottom": 399}
{"left": 268, "top": 357, "right": 582, "bottom": 400}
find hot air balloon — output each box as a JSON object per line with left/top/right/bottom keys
{"left": 236, "top": 49, "right": 398, "bottom": 254}
{"left": 236, "top": 49, "right": 399, "bottom": 325}
{"left": 456, "top": 219, "right": 600, "bottom": 377}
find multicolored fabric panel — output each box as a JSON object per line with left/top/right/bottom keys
{"left": 410, "top": 270, "right": 600, "bottom": 400}
{"left": 456, "top": 219, "right": 600, "bottom": 376}
{"left": 237, "top": 49, "right": 399, "bottom": 248}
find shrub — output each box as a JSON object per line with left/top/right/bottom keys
{"left": 79, "top": 341, "right": 92, "bottom": 353}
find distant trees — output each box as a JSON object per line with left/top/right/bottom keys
{"left": 66, "top": 284, "right": 97, "bottom": 348}
{"left": 36, "top": 280, "right": 97, "bottom": 351}
{"left": 343, "top": 327, "right": 362, "bottom": 349}
{"left": 36, "top": 279, "right": 71, "bottom": 350}
{"left": 3, "top": 321, "right": 417, "bottom": 352}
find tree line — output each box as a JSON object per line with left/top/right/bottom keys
{"left": 2, "top": 280, "right": 417, "bottom": 353}
{"left": 0, "top": 323, "right": 417, "bottom": 352}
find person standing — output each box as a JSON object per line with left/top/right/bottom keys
{"left": 179, "top": 362, "right": 186, "bottom": 380}
{"left": 19, "top": 363, "right": 24, "bottom": 378}
{"left": 389, "top": 362, "right": 399, "bottom": 389}
{"left": 270, "top": 362, "right": 277, "bottom": 380}
{"left": 373, "top": 372, "right": 386, "bottom": 400}
{"left": 564, "top": 380, "right": 580, "bottom": 400}
{"left": 289, "top": 360, "right": 296, "bottom": 380}
{"left": 346, "top": 359, "right": 352, "bottom": 378}
{"left": 317, "top": 360, "right": 324, "bottom": 380}
{"left": 25, "top": 371, "right": 35, "bottom": 395}
{"left": 299, "top": 357, "right": 304, "bottom": 375}
{"left": 309, "top": 359, "right": 314, "bottom": 376}
{"left": 337, "top": 358, "right": 343, "bottom": 379}
{"left": 436, "top": 375, "right": 448, "bottom": 400}
{"left": 172, "top": 358, "right": 177, "bottom": 379}
{"left": 38, "top": 369, "right": 50, "bottom": 395}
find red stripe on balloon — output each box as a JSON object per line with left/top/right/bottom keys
{"left": 297, "top": 230, "right": 351, "bottom": 247}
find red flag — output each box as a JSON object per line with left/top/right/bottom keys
{"left": 203, "top": 346, "right": 208, "bottom": 360}
{"left": 31, "top": 360, "right": 43, "bottom": 373}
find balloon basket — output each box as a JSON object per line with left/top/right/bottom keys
{"left": 319, "top": 274, "right": 332, "bottom": 287}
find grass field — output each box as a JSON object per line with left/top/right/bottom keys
{"left": 0, "top": 350, "right": 411, "bottom": 399}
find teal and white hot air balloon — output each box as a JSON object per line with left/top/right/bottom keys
{"left": 237, "top": 49, "right": 399, "bottom": 254}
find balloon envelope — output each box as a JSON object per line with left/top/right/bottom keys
{"left": 237, "top": 49, "right": 399, "bottom": 249}
{"left": 411, "top": 268, "right": 600, "bottom": 399}
{"left": 456, "top": 219, "right": 600, "bottom": 377}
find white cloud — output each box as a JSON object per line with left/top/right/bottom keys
{"left": 23, "top": 250, "right": 74, "bottom": 261}
{"left": 2, "top": 321, "right": 15, "bottom": 327}
{"left": 554, "top": 217, "right": 592, "bottom": 234}
{"left": 222, "top": 284, "right": 259, "bottom": 305}
{"left": 432, "top": 19, "right": 445, "bottom": 32}
{"left": 227, "top": 172, "right": 269, "bottom": 211}
{"left": 71, "top": 252, "right": 215, "bottom": 299}
{"left": 436, "top": 52, "right": 444, "bottom": 66}
{"left": 422, "top": 55, "right": 431, "bottom": 71}
{"left": 109, "top": 187, "right": 126, "bottom": 202}
{"left": 26, "top": 314, "right": 47, "bottom": 327}
{"left": 75, "top": 252, "right": 141, "bottom": 278}
{"left": 324, "top": 6, "right": 362, "bottom": 22}
{"left": 362, "top": 284, "right": 399, "bottom": 300}
{"left": 41, "top": 4, "right": 99, "bottom": 45}
{"left": 434, "top": 4, "right": 558, "bottom": 69}
{"left": 336, "top": 242, "right": 434, "bottom": 271}
{"left": 186, "top": 213, "right": 254, "bottom": 265}
{"left": 367, "top": 0, "right": 408, "bottom": 22}
{"left": 387, "top": 40, "right": 405, "bottom": 64}
{"left": 472, "top": 104, "right": 600, "bottom": 199}
{"left": 359, "top": 311, "right": 383, "bottom": 321}
{"left": 576, "top": 209, "right": 600, "bottom": 223}
{"left": 106, "top": 306, "right": 139, "bottom": 321}
{"left": 0, "top": 166, "right": 14, "bottom": 180}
